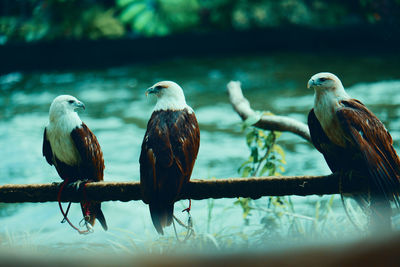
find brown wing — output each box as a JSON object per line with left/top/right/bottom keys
{"left": 170, "top": 111, "right": 200, "bottom": 183}
{"left": 139, "top": 109, "right": 200, "bottom": 234}
{"left": 140, "top": 109, "right": 200, "bottom": 203}
{"left": 70, "top": 123, "right": 104, "bottom": 182}
{"left": 337, "top": 99, "right": 400, "bottom": 205}
{"left": 42, "top": 128, "right": 54, "bottom": 166}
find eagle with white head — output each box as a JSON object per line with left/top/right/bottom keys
{"left": 140, "top": 81, "right": 200, "bottom": 235}
{"left": 307, "top": 72, "right": 400, "bottom": 229}
{"left": 43, "top": 95, "right": 107, "bottom": 232}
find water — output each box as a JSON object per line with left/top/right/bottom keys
{"left": 1, "top": 52, "right": 400, "bottom": 252}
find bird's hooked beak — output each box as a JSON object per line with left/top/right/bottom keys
{"left": 74, "top": 101, "right": 85, "bottom": 111}
{"left": 145, "top": 86, "right": 160, "bottom": 97}
{"left": 307, "top": 79, "right": 315, "bottom": 89}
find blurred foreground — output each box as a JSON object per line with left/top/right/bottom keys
{"left": 1, "top": 232, "right": 399, "bottom": 266}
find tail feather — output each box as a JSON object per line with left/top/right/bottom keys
{"left": 81, "top": 202, "right": 108, "bottom": 231}
{"left": 149, "top": 203, "right": 174, "bottom": 235}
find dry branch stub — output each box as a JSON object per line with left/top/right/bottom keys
{"left": 227, "top": 81, "right": 312, "bottom": 142}
{"left": 0, "top": 173, "right": 366, "bottom": 203}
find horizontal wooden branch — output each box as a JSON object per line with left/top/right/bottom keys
{"left": 0, "top": 173, "right": 366, "bottom": 203}
{"left": 227, "top": 81, "right": 312, "bottom": 142}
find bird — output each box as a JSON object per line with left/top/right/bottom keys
{"left": 307, "top": 72, "right": 400, "bottom": 230}
{"left": 42, "top": 95, "right": 108, "bottom": 232}
{"left": 140, "top": 81, "right": 200, "bottom": 235}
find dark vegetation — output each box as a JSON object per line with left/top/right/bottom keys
{"left": 0, "top": 0, "right": 399, "bottom": 44}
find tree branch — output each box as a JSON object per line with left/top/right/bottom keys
{"left": 227, "top": 81, "right": 311, "bottom": 142}
{"left": 0, "top": 173, "right": 365, "bottom": 203}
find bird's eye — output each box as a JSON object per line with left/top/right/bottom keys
{"left": 319, "top": 78, "right": 327, "bottom": 82}
{"left": 68, "top": 100, "right": 75, "bottom": 104}
{"left": 155, "top": 85, "right": 163, "bottom": 90}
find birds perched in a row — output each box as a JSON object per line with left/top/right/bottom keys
{"left": 307, "top": 72, "right": 400, "bottom": 230}
{"left": 43, "top": 73, "right": 400, "bottom": 234}
{"left": 43, "top": 81, "right": 200, "bottom": 235}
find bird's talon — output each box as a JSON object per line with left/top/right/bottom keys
{"left": 182, "top": 199, "right": 192, "bottom": 213}
{"left": 69, "top": 180, "right": 84, "bottom": 191}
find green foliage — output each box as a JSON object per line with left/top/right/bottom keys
{"left": 232, "top": 0, "right": 312, "bottom": 29}
{"left": 238, "top": 125, "right": 286, "bottom": 178}
{"left": 1, "top": 0, "right": 399, "bottom": 43}
{"left": 116, "top": 0, "right": 200, "bottom": 36}
{"left": 234, "top": 118, "right": 338, "bottom": 240}
{"left": 0, "top": 0, "right": 125, "bottom": 43}
{"left": 235, "top": 118, "right": 286, "bottom": 221}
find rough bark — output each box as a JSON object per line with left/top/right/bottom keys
{"left": 0, "top": 173, "right": 365, "bottom": 203}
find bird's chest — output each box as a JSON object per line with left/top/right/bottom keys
{"left": 314, "top": 98, "right": 347, "bottom": 148}
{"left": 47, "top": 127, "right": 81, "bottom": 166}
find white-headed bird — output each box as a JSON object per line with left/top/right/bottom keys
{"left": 140, "top": 81, "right": 200, "bottom": 235}
{"left": 307, "top": 72, "right": 400, "bottom": 230}
{"left": 43, "top": 95, "right": 107, "bottom": 232}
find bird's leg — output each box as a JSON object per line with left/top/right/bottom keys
{"left": 172, "top": 199, "right": 195, "bottom": 242}
{"left": 79, "top": 181, "right": 94, "bottom": 233}
{"left": 182, "top": 199, "right": 191, "bottom": 213}
{"left": 57, "top": 179, "right": 92, "bottom": 235}
{"left": 60, "top": 202, "right": 72, "bottom": 223}
{"left": 57, "top": 179, "right": 70, "bottom": 222}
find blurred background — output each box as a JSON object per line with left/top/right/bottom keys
{"left": 1, "top": 0, "right": 400, "bottom": 260}
{"left": 1, "top": 0, "right": 400, "bottom": 43}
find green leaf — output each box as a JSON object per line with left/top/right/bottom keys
{"left": 117, "top": 0, "right": 140, "bottom": 8}
{"left": 263, "top": 111, "right": 274, "bottom": 116}
{"left": 266, "top": 131, "right": 276, "bottom": 144}
{"left": 153, "top": 15, "right": 170, "bottom": 36}
{"left": 133, "top": 9, "right": 154, "bottom": 32}
{"left": 265, "top": 161, "right": 274, "bottom": 169}
{"left": 246, "top": 130, "right": 255, "bottom": 146}
{"left": 273, "top": 144, "right": 285, "bottom": 159}
{"left": 241, "top": 166, "right": 252, "bottom": 177}
{"left": 260, "top": 164, "right": 270, "bottom": 176}
{"left": 274, "top": 131, "right": 282, "bottom": 138}
{"left": 257, "top": 138, "right": 263, "bottom": 148}
{"left": 120, "top": 3, "right": 147, "bottom": 23}
{"left": 251, "top": 147, "right": 258, "bottom": 163}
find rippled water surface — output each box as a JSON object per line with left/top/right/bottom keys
{"left": 1, "top": 52, "right": 400, "bottom": 252}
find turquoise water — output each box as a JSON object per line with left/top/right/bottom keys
{"left": 1, "top": 52, "right": 400, "bottom": 252}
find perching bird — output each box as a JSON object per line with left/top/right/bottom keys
{"left": 307, "top": 72, "right": 400, "bottom": 230}
{"left": 140, "top": 81, "right": 200, "bottom": 235}
{"left": 43, "top": 95, "right": 107, "bottom": 232}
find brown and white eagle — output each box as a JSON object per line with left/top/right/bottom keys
{"left": 43, "top": 95, "right": 107, "bottom": 232}
{"left": 307, "top": 72, "right": 400, "bottom": 229}
{"left": 140, "top": 81, "right": 200, "bottom": 235}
